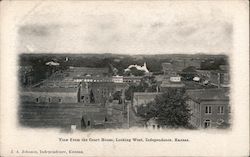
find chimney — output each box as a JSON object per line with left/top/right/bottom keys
{"left": 217, "top": 73, "right": 221, "bottom": 88}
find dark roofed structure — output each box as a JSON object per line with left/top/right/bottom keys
{"left": 19, "top": 103, "right": 86, "bottom": 129}
{"left": 185, "top": 88, "right": 230, "bottom": 129}
{"left": 67, "top": 66, "right": 110, "bottom": 77}
{"left": 21, "top": 87, "right": 80, "bottom": 103}
{"left": 22, "top": 87, "right": 79, "bottom": 93}
{"left": 186, "top": 88, "right": 229, "bottom": 102}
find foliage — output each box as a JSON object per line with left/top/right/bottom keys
{"left": 112, "top": 91, "right": 123, "bottom": 104}
{"left": 137, "top": 89, "right": 191, "bottom": 128}
{"left": 182, "top": 66, "right": 197, "bottom": 73}
{"left": 180, "top": 66, "right": 197, "bottom": 81}
{"left": 146, "top": 84, "right": 158, "bottom": 92}
{"left": 124, "top": 67, "right": 145, "bottom": 76}
{"left": 125, "top": 84, "right": 145, "bottom": 100}
{"left": 200, "top": 58, "right": 227, "bottom": 70}
{"left": 89, "top": 90, "right": 95, "bottom": 103}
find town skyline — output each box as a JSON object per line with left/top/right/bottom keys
{"left": 19, "top": 53, "right": 230, "bottom": 130}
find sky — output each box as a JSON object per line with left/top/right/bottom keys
{"left": 18, "top": 1, "right": 233, "bottom": 55}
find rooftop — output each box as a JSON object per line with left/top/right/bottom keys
{"left": 19, "top": 102, "right": 86, "bottom": 128}
{"left": 134, "top": 92, "right": 162, "bottom": 96}
{"left": 22, "top": 87, "right": 78, "bottom": 93}
{"left": 186, "top": 88, "right": 229, "bottom": 102}
{"left": 39, "top": 79, "right": 80, "bottom": 88}
{"left": 160, "top": 80, "right": 185, "bottom": 88}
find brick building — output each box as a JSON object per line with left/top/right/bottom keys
{"left": 19, "top": 66, "right": 33, "bottom": 87}
{"left": 66, "top": 67, "right": 110, "bottom": 77}
{"left": 123, "top": 76, "right": 142, "bottom": 83}
{"left": 21, "top": 87, "right": 80, "bottom": 104}
{"left": 162, "top": 62, "right": 177, "bottom": 76}
{"left": 19, "top": 103, "right": 86, "bottom": 129}
{"left": 133, "top": 92, "right": 162, "bottom": 113}
{"left": 186, "top": 88, "right": 230, "bottom": 128}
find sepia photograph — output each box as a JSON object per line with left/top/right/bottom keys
{"left": 18, "top": 53, "right": 230, "bottom": 131}
{"left": 0, "top": 1, "right": 249, "bottom": 156}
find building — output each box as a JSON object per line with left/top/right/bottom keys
{"left": 21, "top": 87, "right": 80, "bottom": 103}
{"left": 19, "top": 66, "right": 33, "bottom": 87}
{"left": 145, "top": 117, "right": 161, "bottom": 129}
{"left": 79, "top": 82, "right": 90, "bottom": 103}
{"left": 161, "top": 62, "right": 185, "bottom": 92}
{"left": 81, "top": 105, "right": 123, "bottom": 129}
{"left": 171, "top": 59, "right": 201, "bottom": 71}
{"left": 45, "top": 61, "right": 60, "bottom": 66}
{"left": 133, "top": 92, "right": 162, "bottom": 113}
{"left": 73, "top": 76, "right": 113, "bottom": 83}
{"left": 196, "top": 70, "right": 211, "bottom": 80}
{"left": 125, "top": 62, "right": 149, "bottom": 73}
{"left": 19, "top": 103, "right": 87, "bottom": 129}
{"left": 196, "top": 69, "right": 230, "bottom": 88}
{"left": 66, "top": 67, "right": 110, "bottom": 77}
{"left": 81, "top": 106, "right": 109, "bottom": 129}
{"left": 112, "top": 75, "right": 124, "bottom": 83}
{"left": 186, "top": 88, "right": 230, "bottom": 129}
{"left": 210, "top": 70, "right": 230, "bottom": 88}
{"left": 73, "top": 75, "right": 142, "bottom": 84}
{"left": 169, "top": 76, "right": 182, "bottom": 82}
{"left": 160, "top": 79, "right": 185, "bottom": 92}
{"left": 88, "top": 82, "right": 127, "bottom": 104}
{"left": 162, "top": 62, "right": 177, "bottom": 76}
{"left": 89, "top": 82, "right": 117, "bottom": 104}
{"left": 123, "top": 76, "right": 142, "bottom": 84}
{"left": 39, "top": 80, "right": 80, "bottom": 88}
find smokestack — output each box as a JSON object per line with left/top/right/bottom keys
{"left": 217, "top": 73, "right": 221, "bottom": 88}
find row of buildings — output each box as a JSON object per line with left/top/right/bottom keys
{"left": 132, "top": 60, "right": 230, "bottom": 129}
{"left": 19, "top": 57, "right": 230, "bottom": 130}
{"left": 132, "top": 88, "right": 230, "bottom": 129}
{"left": 19, "top": 66, "right": 133, "bottom": 130}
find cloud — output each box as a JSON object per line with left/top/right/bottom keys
{"left": 18, "top": 24, "right": 62, "bottom": 37}
{"left": 18, "top": 2, "right": 233, "bottom": 54}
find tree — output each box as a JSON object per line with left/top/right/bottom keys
{"left": 125, "top": 82, "right": 148, "bottom": 100}
{"left": 89, "top": 90, "right": 95, "bottom": 103}
{"left": 113, "top": 91, "right": 122, "bottom": 104}
{"left": 137, "top": 89, "right": 191, "bottom": 128}
{"left": 124, "top": 67, "right": 145, "bottom": 76}
{"left": 180, "top": 66, "right": 197, "bottom": 81}
{"left": 200, "top": 58, "right": 227, "bottom": 70}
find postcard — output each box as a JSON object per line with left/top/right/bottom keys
{"left": 0, "top": 1, "right": 249, "bottom": 156}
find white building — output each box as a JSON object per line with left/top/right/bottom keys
{"left": 125, "top": 62, "right": 149, "bottom": 73}
{"left": 112, "top": 75, "right": 124, "bottom": 83}
{"left": 170, "top": 76, "right": 181, "bottom": 82}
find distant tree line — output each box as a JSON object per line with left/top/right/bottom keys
{"left": 200, "top": 57, "right": 228, "bottom": 70}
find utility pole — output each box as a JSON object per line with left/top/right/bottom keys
{"left": 127, "top": 101, "right": 129, "bottom": 128}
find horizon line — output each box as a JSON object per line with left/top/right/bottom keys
{"left": 19, "top": 52, "right": 229, "bottom": 56}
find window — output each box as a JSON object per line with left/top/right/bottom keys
{"left": 205, "top": 106, "right": 212, "bottom": 114}
{"left": 204, "top": 119, "right": 211, "bottom": 128}
{"left": 87, "top": 120, "right": 90, "bottom": 126}
{"left": 217, "top": 106, "right": 224, "bottom": 114}
{"left": 35, "top": 98, "right": 39, "bottom": 103}
{"left": 48, "top": 97, "right": 51, "bottom": 103}
{"left": 58, "top": 98, "right": 62, "bottom": 103}
{"left": 71, "top": 125, "right": 76, "bottom": 131}
{"left": 217, "top": 119, "right": 224, "bottom": 125}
